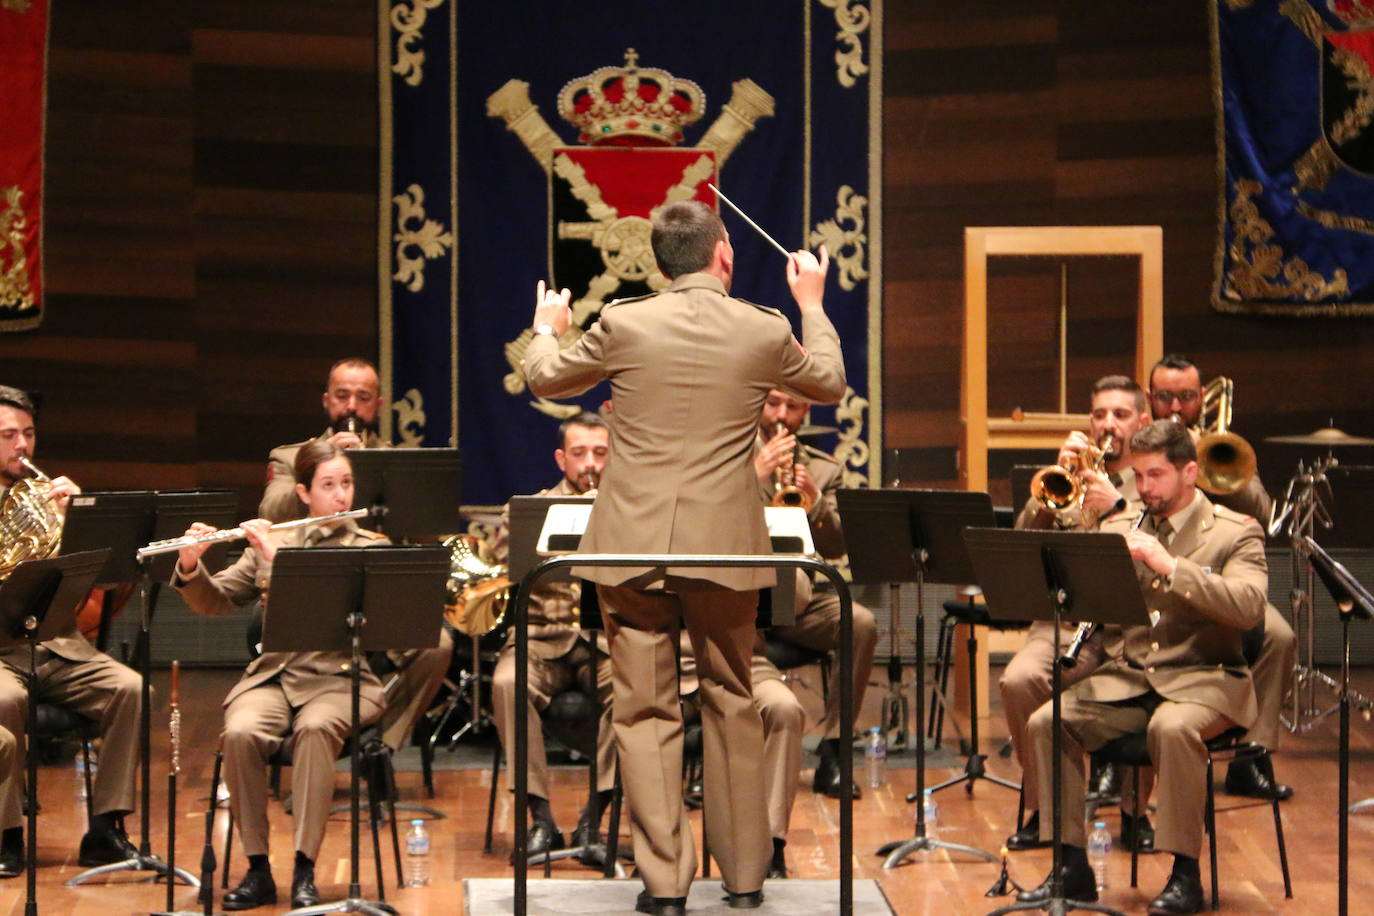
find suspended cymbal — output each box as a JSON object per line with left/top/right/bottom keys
{"left": 796, "top": 424, "right": 838, "bottom": 439}
{"left": 1264, "top": 427, "right": 1374, "bottom": 446}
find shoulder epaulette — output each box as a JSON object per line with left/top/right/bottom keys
{"left": 1212, "top": 503, "right": 1255, "bottom": 525}
{"left": 735, "top": 298, "right": 785, "bottom": 319}
{"left": 802, "top": 444, "right": 839, "bottom": 465}
{"left": 604, "top": 291, "right": 657, "bottom": 308}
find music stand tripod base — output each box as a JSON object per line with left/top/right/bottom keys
{"left": 65, "top": 855, "right": 200, "bottom": 887}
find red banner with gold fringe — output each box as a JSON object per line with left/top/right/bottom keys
{"left": 0, "top": 0, "right": 48, "bottom": 331}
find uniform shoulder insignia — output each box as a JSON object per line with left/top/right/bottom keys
{"left": 605, "top": 291, "right": 657, "bottom": 308}
{"left": 802, "top": 444, "right": 839, "bottom": 465}
{"left": 1212, "top": 503, "right": 1254, "bottom": 525}
{"left": 735, "top": 297, "right": 785, "bottom": 319}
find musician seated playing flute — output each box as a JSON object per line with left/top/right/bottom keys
{"left": 171, "top": 440, "right": 388, "bottom": 911}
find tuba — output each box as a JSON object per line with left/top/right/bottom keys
{"left": 1192, "top": 377, "right": 1257, "bottom": 497}
{"left": 441, "top": 534, "right": 511, "bottom": 637}
{"left": 770, "top": 422, "right": 813, "bottom": 511}
{"left": 0, "top": 457, "right": 64, "bottom": 581}
{"left": 1029, "top": 432, "right": 1113, "bottom": 528}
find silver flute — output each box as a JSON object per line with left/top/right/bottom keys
{"left": 1060, "top": 507, "right": 1148, "bottom": 669}
{"left": 136, "top": 508, "right": 370, "bottom": 559}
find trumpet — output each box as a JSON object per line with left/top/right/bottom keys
{"left": 1193, "top": 377, "right": 1257, "bottom": 497}
{"left": 1060, "top": 507, "right": 1148, "bottom": 669}
{"left": 136, "top": 507, "right": 371, "bottom": 560}
{"left": 585, "top": 467, "right": 600, "bottom": 492}
{"left": 1029, "top": 431, "right": 1114, "bottom": 527}
{"left": 770, "top": 422, "right": 813, "bottom": 511}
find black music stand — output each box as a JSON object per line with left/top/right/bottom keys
{"left": 0, "top": 549, "right": 108, "bottom": 915}
{"left": 964, "top": 527, "right": 1147, "bottom": 916}
{"left": 348, "top": 448, "right": 461, "bottom": 538}
{"left": 65, "top": 489, "right": 236, "bottom": 888}
{"left": 837, "top": 488, "right": 1002, "bottom": 867}
{"left": 1302, "top": 536, "right": 1374, "bottom": 916}
{"left": 504, "top": 497, "right": 630, "bottom": 877}
{"left": 263, "top": 545, "right": 447, "bottom": 916}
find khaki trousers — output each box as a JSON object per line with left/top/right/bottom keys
{"left": 771, "top": 589, "right": 877, "bottom": 740}
{"left": 1028, "top": 690, "right": 1232, "bottom": 857}
{"left": 1247, "top": 605, "right": 1296, "bottom": 750}
{"left": 598, "top": 584, "right": 769, "bottom": 899}
{"left": 380, "top": 626, "right": 453, "bottom": 751}
{"left": 751, "top": 672, "right": 803, "bottom": 840}
{"left": 221, "top": 682, "right": 381, "bottom": 860}
{"left": 491, "top": 638, "right": 614, "bottom": 800}
{"left": 0, "top": 648, "right": 141, "bottom": 830}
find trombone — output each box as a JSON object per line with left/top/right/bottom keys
{"left": 136, "top": 508, "right": 371, "bottom": 560}
{"left": 1189, "top": 377, "right": 1257, "bottom": 497}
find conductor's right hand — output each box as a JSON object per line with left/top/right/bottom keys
{"left": 786, "top": 245, "right": 829, "bottom": 313}
{"left": 177, "top": 522, "right": 219, "bottom": 575}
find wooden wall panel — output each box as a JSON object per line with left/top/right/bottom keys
{"left": 885, "top": 1, "right": 1374, "bottom": 498}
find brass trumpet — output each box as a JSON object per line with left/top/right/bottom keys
{"left": 1029, "top": 431, "right": 1114, "bottom": 527}
{"left": 1193, "top": 377, "right": 1257, "bottom": 497}
{"left": 770, "top": 422, "right": 813, "bottom": 511}
{"left": 136, "top": 507, "right": 370, "bottom": 559}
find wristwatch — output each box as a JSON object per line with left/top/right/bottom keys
{"left": 534, "top": 324, "right": 556, "bottom": 337}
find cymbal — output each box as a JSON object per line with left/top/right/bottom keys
{"left": 796, "top": 424, "right": 838, "bottom": 439}
{"left": 1264, "top": 427, "right": 1374, "bottom": 446}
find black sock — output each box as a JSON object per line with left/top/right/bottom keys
{"left": 1171, "top": 854, "right": 1200, "bottom": 880}
{"left": 1, "top": 827, "right": 20, "bottom": 850}
{"left": 88, "top": 811, "right": 119, "bottom": 834}
{"left": 529, "top": 795, "right": 555, "bottom": 828}
{"left": 771, "top": 837, "right": 786, "bottom": 862}
{"left": 247, "top": 854, "right": 270, "bottom": 874}
{"left": 294, "top": 851, "right": 313, "bottom": 873}
{"left": 1061, "top": 844, "right": 1088, "bottom": 870}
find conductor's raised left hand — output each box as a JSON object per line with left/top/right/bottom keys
{"left": 532, "top": 280, "right": 572, "bottom": 336}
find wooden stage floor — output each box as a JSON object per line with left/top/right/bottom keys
{"left": 9, "top": 666, "right": 1374, "bottom": 915}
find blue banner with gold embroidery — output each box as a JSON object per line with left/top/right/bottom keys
{"left": 1215, "top": 0, "right": 1374, "bottom": 315}
{"left": 382, "top": 0, "right": 882, "bottom": 505}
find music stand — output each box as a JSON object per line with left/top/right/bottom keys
{"left": 837, "top": 488, "right": 1002, "bottom": 867}
{"left": 1302, "top": 536, "right": 1374, "bottom": 916}
{"left": 263, "top": 545, "right": 447, "bottom": 916}
{"left": 66, "top": 489, "right": 236, "bottom": 888}
{"left": 0, "top": 549, "right": 108, "bottom": 913}
{"left": 348, "top": 448, "right": 461, "bottom": 538}
{"left": 964, "top": 527, "right": 1147, "bottom": 916}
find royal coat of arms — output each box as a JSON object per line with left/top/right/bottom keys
{"left": 487, "top": 49, "right": 774, "bottom": 417}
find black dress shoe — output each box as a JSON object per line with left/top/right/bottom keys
{"left": 1147, "top": 871, "right": 1205, "bottom": 915}
{"left": 77, "top": 823, "right": 139, "bottom": 866}
{"left": 1121, "top": 813, "right": 1157, "bottom": 854}
{"left": 222, "top": 871, "right": 278, "bottom": 911}
{"left": 570, "top": 818, "right": 598, "bottom": 849}
{"left": 1087, "top": 761, "right": 1121, "bottom": 800}
{"left": 635, "top": 889, "right": 687, "bottom": 916}
{"left": 767, "top": 838, "right": 788, "bottom": 879}
{"left": 291, "top": 864, "right": 321, "bottom": 908}
{"left": 1015, "top": 863, "right": 1098, "bottom": 904}
{"left": 0, "top": 847, "right": 21, "bottom": 878}
{"left": 724, "top": 888, "right": 764, "bottom": 908}
{"left": 1225, "top": 757, "right": 1293, "bottom": 800}
{"left": 812, "top": 740, "right": 861, "bottom": 799}
{"left": 511, "top": 821, "right": 565, "bottom": 863}
{"left": 1005, "top": 812, "right": 1050, "bottom": 850}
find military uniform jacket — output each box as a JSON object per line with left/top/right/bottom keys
{"left": 755, "top": 440, "right": 845, "bottom": 611}
{"left": 1075, "top": 489, "right": 1265, "bottom": 729}
{"left": 259, "top": 427, "right": 385, "bottom": 522}
{"left": 524, "top": 271, "right": 847, "bottom": 591}
{"left": 490, "top": 478, "right": 605, "bottom": 660}
{"left": 172, "top": 519, "right": 388, "bottom": 709}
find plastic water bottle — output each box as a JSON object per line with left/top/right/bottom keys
{"left": 864, "top": 727, "right": 887, "bottom": 788}
{"left": 73, "top": 754, "right": 89, "bottom": 802}
{"left": 405, "top": 819, "right": 431, "bottom": 887}
{"left": 921, "top": 789, "right": 939, "bottom": 838}
{"left": 1087, "top": 820, "right": 1112, "bottom": 891}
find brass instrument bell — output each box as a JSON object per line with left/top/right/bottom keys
{"left": 1194, "top": 377, "right": 1257, "bottom": 496}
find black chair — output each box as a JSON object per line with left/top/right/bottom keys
{"left": 928, "top": 596, "right": 1028, "bottom": 751}
{"left": 29, "top": 704, "right": 97, "bottom": 823}
{"left": 762, "top": 632, "right": 831, "bottom": 708}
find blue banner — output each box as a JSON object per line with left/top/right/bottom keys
{"left": 381, "top": 0, "right": 882, "bottom": 504}
{"left": 1215, "top": 0, "right": 1374, "bottom": 315}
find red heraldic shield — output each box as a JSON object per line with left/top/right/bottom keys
{"left": 0, "top": 0, "right": 48, "bottom": 330}
{"left": 550, "top": 146, "right": 716, "bottom": 320}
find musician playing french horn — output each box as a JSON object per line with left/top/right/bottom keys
{"left": 1000, "top": 375, "right": 1154, "bottom": 853}
{"left": 1148, "top": 354, "right": 1295, "bottom": 801}
{"left": 0, "top": 385, "right": 143, "bottom": 879}
{"left": 488, "top": 411, "right": 615, "bottom": 860}
{"left": 171, "top": 440, "right": 389, "bottom": 910}
{"left": 754, "top": 388, "right": 878, "bottom": 799}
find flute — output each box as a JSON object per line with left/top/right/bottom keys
{"left": 1060, "top": 507, "right": 1148, "bottom": 669}
{"left": 136, "top": 508, "right": 370, "bottom": 559}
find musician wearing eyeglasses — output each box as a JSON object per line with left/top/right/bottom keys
{"left": 753, "top": 389, "right": 877, "bottom": 799}
{"left": 487, "top": 411, "right": 614, "bottom": 860}
{"left": 1000, "top": 375, "right": 1153, "bottom": 854}
{"left": 1148, "top": 354, "right": 1295, "bottom": 801}
{"left": 1020, "top": 420, "right": 1267, "bottom": 915}
{"left": 172, "top": 440, "right": 387, "bottom": 910}
{"left": 257, "top": 358, "right": 449, "bottom": 759}
{"left": 0, "top": 385, "right": 142, "bottom": 878}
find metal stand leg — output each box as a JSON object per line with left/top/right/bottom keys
{"left": 928, "top": 622, "right": 1020, "bottom": 797}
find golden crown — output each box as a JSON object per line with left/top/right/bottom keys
{"left": 557, "top": 49, "right": 706, "bottom": 146}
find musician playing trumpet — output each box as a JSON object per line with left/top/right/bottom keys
{"left": 171, "top": 440, "right": 389, "bottom": 911}
{"left": 1000, "top": 375, "right": 1153, "bottom": 853}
